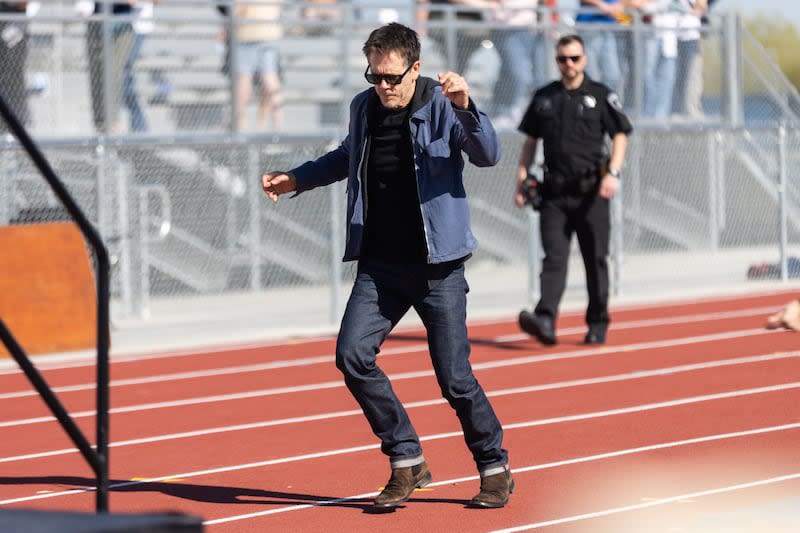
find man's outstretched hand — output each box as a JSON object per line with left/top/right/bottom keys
{"left": 261, "top": 171, "right": 297, "bottom": 202}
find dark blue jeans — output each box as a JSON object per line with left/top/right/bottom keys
{"left": 335, "top": 259, "right": 508, "bottom": 473}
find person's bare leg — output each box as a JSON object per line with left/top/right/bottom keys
{"left": 256, "top": 72, "right": 283, "bottom": 130}
{"left": 236, "top": 73, "right": 253, "bottom": 131}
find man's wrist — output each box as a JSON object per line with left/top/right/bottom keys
{"left": 608, "top": 167, "right": 621, "bottom": 178}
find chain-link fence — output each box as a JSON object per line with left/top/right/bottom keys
{"left": 6, "top": 2, "right": 799, "bottom": 138}
{"left": 2, "top": 1, "right": 799, "bottom": 337}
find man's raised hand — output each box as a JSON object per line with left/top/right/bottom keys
{"left": 261, "top": 171, "right": 297, "bottom": 203}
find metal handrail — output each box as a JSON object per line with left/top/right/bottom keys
{"left": 0, "top": 91, "right": 111, "bottom": 512}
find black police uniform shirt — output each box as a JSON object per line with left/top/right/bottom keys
{"left": 518, "top": 75, "right": 633, "bottom": 179}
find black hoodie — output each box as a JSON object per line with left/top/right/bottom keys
{"left": 362, "top": 77, "right": 438, "bottom": 264}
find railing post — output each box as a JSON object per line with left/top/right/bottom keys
{"left": 526, "top": 209, "right": 540, "bottom": 309}
{"left": 630, "top": 12, "right": 645, "bottom": 118}
{"left": 611, "top": 187, "right": 624, "bottom": 297}
{"left": 708, "top": 131, "right": 720, "bottom": 250}
{"left": 339, "top": 3, "right": 356, "bottom": 133}
{"left": 0, "top": 134, "right": 16, "bottom": 224}
{"left": 95, "top": 142, "right": 109, "bottom": 242}
{"left": 329, "top": 180, "right": 344, "bottom": 325}
{"left": 227, "top": 6, "right": 238, "bottom": 134}
{"left": 117, "top": 155, "right": 134, "bottom": 316}
{"left": 248, "top": 144, "right": 262, "bottom": 290}
{"left": 778, "top": 123, "right": 788, "bottom": 282}
{"left": 722, "top": 13, "right": 744, "bottom": 127}
{"left": 135, "top": 187, "right": 151, "bottom": 318}
{"left": 101, "top": 2, "right": 112, "bottom": 137}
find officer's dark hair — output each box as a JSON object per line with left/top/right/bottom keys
{"left": 362, "top": 22, "right": 421, "bottom": 66}
{"left": 556, "top": 34, "right": 584, "bottom": 50}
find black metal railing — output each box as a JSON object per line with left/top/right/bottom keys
{"left": 0, "top": 91, "right": 111, "bottom": 512}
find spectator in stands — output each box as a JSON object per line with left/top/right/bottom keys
{"left": 575, "top": 0, "right": 624, "bottom": 94}
{"left": 0, "top": 1, "right": 34, "bottom": 132}
{"left": 671, "top": 0, "right": 707, "bottom": 119}
{"left": 232, "top": 0, "right": 283, "bottom": 132}
{"left": 641, "top": 0, "right": 682, "bottom": 119}
{"left": 76, "top": 1, "right": 136, "bottom": 134}
{"left": 261, "top": 22, "right": 513, "bottom": 511}
{"left": 300, "top": 0, "right": 339, "bottom": 36}
{"left": 123, "top": 0, "right": 160, "bottom": 132}
{"left": 488, "top": 0, "right": 552, "bottom": 130}
{"left": 417, "top": 0, "right": 488, "bottom": 76}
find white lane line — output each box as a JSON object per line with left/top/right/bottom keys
{"left": 489, "top": 472, "right": 800, "bottom": 532}
{"left": 202, "top": 423, "right": 800, "bottom": 525}
{"left": 0, "top": 307, "right": 776, "bottom": 398}
{"left": 2, "top": 382, "right": 798, "bottom": 506}
{"left": 1, "top": 340, "right": 796, "bottom": 430}
{"left": 0, "top": 354, "right": 339, "bottom": 400}
{"left": 3, "top": 352, "right": 796, "bottom": 463}
{"left": 0, "top": 305, "right": 779, "bottom": 378}
{"left": 0, "top": 326, "right": 790, "bottom": 431}
{"left": 0, "top": 320, "right": 775, "bottom": 420}
{"left": 492, "top": 306, "right": 780, "bottom": 343}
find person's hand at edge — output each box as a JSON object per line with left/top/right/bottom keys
{"left": 261, "top": 171, "right": 297, "bottom": 202}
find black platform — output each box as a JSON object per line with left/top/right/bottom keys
{"left": 0, "top": 509, "right": 203, "bottom": 532}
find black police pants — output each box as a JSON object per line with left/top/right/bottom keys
{"left": 534, "top": 192, "right": 610, "bottom": 327}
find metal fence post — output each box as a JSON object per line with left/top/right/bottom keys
{"left": 778, "top": 123, "right": 788, "bottom": 282}
{"left": 722, "top": 13, "right": 744, "bottom": 127}
{"left": 137, "top": 187, "right": 152, "bottom": 318}
{"left": 339, "top": 3, "right": 355, "bottom": 133}
{"left": 0, "top": 134, "right": 15, "bottom": 225}
{"left": 708, "top": 131, "right": 719, "bottom": 250}
{"left": 329, "top": 180, "right": 344, "bottom": 325}
{"left": 612, "top": 187, "right": 624, "bottom": 297}
{"left": 248, "top": 144, "right": 262, "bottom": 290}
{"left": 101, "top": 3, "right": 112, "bottom": 137}
{"left": 526, "top": 209, "right": 540, "bottom": 310}
{"left": 95, "top": 142, "right": 109, "bottom": 241}
{"left": 227, "top": 7, "right": 238, "bottom": 134}
{"left": 117, "top": 155, "right": 133, "bottom": 316}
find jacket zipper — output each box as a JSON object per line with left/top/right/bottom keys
{"left": 410, "top": 118, "right": 432, "bottom": 263}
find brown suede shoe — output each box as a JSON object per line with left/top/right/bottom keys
{"left": 373, "top": 461, "right": 432, "bottom": 509}
{"left": 468, "top": 470, "right": 515, "bottom": 508}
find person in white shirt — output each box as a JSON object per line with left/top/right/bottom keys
{"left": 232, "top": 0, "right": 283, "bottom": 131}
{"left": 641, "top": 0, "right": 681, "bottom": 119}
{"left": 671, "top": 0, "right": 707, "bottom": 118}
{"left": 488, "top": 0, "right": 549, "bottom": 128}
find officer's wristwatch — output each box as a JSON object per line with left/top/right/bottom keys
{"left": 608, "top": 167, "right": 621, "bottom": 178}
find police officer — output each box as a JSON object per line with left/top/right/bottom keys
{"left": 515, "top": 33, "right": 632, "bottom": 345}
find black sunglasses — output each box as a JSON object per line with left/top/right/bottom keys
{"left": 556, "top": 54, "right": 583, "bottom": 64}
{"left": 364, "top": 63, "right": 413, "bottom": 85}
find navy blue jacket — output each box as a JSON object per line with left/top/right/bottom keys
{"left": 291, "top": 77, "right": 501, "bottom": 264}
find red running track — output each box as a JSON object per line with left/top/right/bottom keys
{"left": 1, "top": 289, "right": 799, "bottom": 532}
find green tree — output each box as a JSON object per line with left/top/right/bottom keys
{"left": 744, "top": 15, "right": 800, "bottom": 91}
{"left": 701, "top": 15, "right": 800, "bottom": 97}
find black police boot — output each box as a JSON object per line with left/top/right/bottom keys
{"left": 518, "top": 310, "right": 556, "bottom": 345}
{"left": 584, "top": 324, "right": 607, "bottom": 344}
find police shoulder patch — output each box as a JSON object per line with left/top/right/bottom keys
{"left": 607, "top": 92, "right": 623, "bottom": 111}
